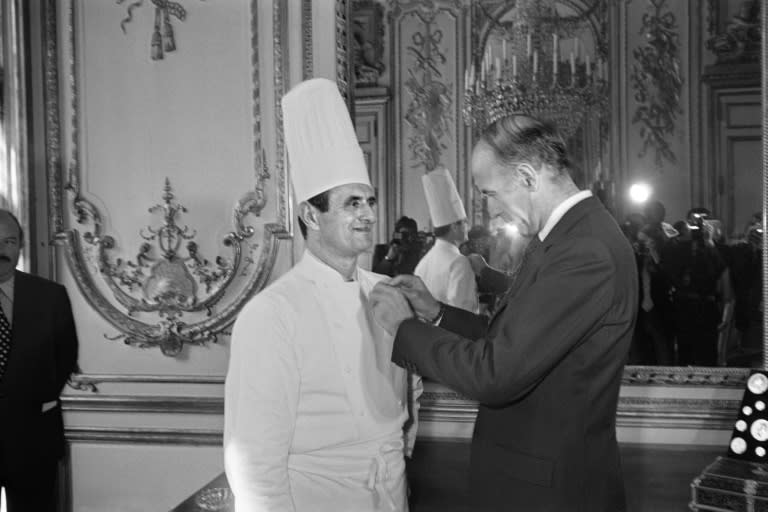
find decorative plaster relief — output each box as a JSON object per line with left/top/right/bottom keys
{"left": 52, "top": 0, "right": 289, "bottom": 365}
{"left": 116, "top": 0, "right": 202, "bottom": 61}
{"left": 630, "top": 0, "right": 683, "bottom": 169}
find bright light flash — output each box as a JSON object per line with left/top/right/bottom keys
{"left": 628, "top": 183, "right": 652, "bottom": 204}
{"left": 503, "top": 223, "right": 520, "bottom": 238}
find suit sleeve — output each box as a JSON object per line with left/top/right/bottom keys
{"left": 446, "top": 256, "right": 479, "bottom": 313}
{"left": 392, "top": 238, "right": 615, "bottom": 406}
{"left": 54, "top": 285, "right": 79, "bottom": 392}
{"left": 224, "top": 295, "right": 298, "bottom": 512}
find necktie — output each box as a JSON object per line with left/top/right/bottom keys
{"left": 0, "top": 301, "right": 11, "bottom": 380}
{"left": 493, "top": 235, "right": 542, "bottom": 315}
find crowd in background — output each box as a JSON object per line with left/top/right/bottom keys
{"left": 372, "top": 202, "right": 764, "bottom": 369}
{"left": 620, "top": 201, "right": 763, "bottom": 367}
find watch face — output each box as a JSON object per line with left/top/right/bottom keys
{"left": 748, "top": 373, "right": 768, "bottom": 395}
{"left": 752, "top": 419, "right": 768, "bottom": 442}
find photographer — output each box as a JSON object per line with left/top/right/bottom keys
{"left": 372, "top": 216, "right": 424, "bottom": 277}
{"left": 661, "top": 209, "right": 731, "bottom": 365}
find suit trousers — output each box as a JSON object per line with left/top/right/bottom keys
{"left": 0, "top": 453, "right": 58, "bottom": 512}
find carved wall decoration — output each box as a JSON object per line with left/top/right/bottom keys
{"left": 705, "top": 0, "right": 760, "bottom": 63}
{"left": 86, "top": 178, "right": 264, "bottom": 355}
{"left": 351, "top": 0, "right": 386, "bottom": 87}
{"left": 389, "top": 0, "right": 468, "bottom": 228}
{"left": 52, "top": 0, "right": 289, "bottom": 364}
{"left": 116, "top": 0, "right": 201, "bottom": 61}
{"left": 402, "top": 9, "right": 453, "bottom": 172}
{"left": 302, "top": 0, "right": 313, "bottom": 80}
{"left": 629, "top": 0, "right": 683, "bottom": 169}
{"left": 336, "top": 0, "right": 354, "bottom": 110}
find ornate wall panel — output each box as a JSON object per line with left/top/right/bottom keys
{"left": 48, "top": 0, "right": 289, "bottom": 386}
{"left": 389, "top": 0, "right": 471, "bottom": 229}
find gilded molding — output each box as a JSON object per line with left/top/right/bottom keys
{"left": 45, "top": 0, "right": 64, "bottom": 235}
{"left": 336, "top": 0, "right": 353, "bottom": 106}
{"left": 274, "top": 0, "right": 291, "bottom": 237}
{"left": 51, "top": 1, "right": 287, "bottom": 361}
{"left": 66, "top": 427, "right": 222, "bottom": 446}
{"left": 419, "top": 384, "right": 742, "bottom": 430}
{"left": 302, "top": 0, "right": 313, "bottom": 79}
{"left": 622, "top": 366, "right": 749, "bottom": 387}
{"left": 63, "top": 395, "right": 224, "bottom": 414}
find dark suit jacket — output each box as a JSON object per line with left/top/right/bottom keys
{"left": 393, "top": 197, "right": 638, "bottom": 511}
{"left": 0, "top": 270, "right": 79, "bottom": 477}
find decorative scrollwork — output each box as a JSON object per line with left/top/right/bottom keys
{"left": 629, "top": 0, "right": 683, "bottom": 170}
{"left": 403, "top": 9, "right": 453, "bottom": 172}
{"left": 56, "top": 0, "right": 287, "bottom": 361}
{"left": 70, "top": 175, "right": 268, "bottom": 356}
{"left": 706, "top": 0, "right": 761, "bottom": 64}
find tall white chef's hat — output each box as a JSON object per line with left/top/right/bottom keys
{"left": 422, "top": 167, "right": 466, "bottom": 228}
{"left": 281, "top": 78, "right": 371, "bottom": 204}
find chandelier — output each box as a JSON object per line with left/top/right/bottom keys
{"left": 462, "top": 0, "right": 608, "bottom": 138}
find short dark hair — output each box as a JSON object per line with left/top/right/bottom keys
{"left": 298, "top": 191, "right": 330, "bottom": 239}
{"left": 394, "top": 216, "right": 417, "bottom": 233}
{"left": 479, "top": 115, "right": 574, "bottom": 180}
{"left": 0, "top": 209, "right": 24, "bottom": 244}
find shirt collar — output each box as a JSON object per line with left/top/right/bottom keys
{"left": 538, "top": 190, "right": 592, "bottom": 241}
{"left": 301, "top": 249, "right": 359, "bottom": 283}
{"left": 0, "top": 273, "right": 14, "bottom": 302}
{"left": 434, "top": 238, "right": 460, "bottom": 255}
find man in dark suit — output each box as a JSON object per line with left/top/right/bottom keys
{"left": 0, "top": 209, "right": 79, "bottom": 512}
{"left": 370, "top": 115, "right": 638, "bottom": 511}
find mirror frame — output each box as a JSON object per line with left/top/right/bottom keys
{"left": 347, "top": 0, "right": 767, "bottom": 434}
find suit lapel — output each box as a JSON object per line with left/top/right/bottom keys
{"left": 487, "top": 197, "right": 605, "bottom": 327}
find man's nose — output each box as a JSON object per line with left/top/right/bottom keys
{"left": 359, "top": 203, "right": 376, "bottom": 223}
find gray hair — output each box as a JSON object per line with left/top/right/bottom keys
{"left": 478, "top": 115, "right": 574, "bottom": 180}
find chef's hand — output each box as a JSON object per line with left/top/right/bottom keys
{"left": 369, "top": 282, "right": 414, "bottom": 335}
{"left": 387, "top": 275, "right": 441, "bottom": 322}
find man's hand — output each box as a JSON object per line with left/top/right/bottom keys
{"left": 370, "top": 282, "right": 414, "bottom": 335}
{"left": 467, "top": 253, "right": 488, "bottom": 277}
{"left": 387, "top": 275, "right": 440, "bottom": 321}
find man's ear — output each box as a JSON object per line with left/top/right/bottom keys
{"left": 300, "top": 202, "right": 321, "bottom": 232}
{"left": 517, "top": 163, "right": 538, "bottom": 191}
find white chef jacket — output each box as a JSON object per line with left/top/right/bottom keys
{"left": 224, "top": 250, "right": 417, "bottom": 512}
{"left": 414, "top": 238, "right": 479, "bottom": 313}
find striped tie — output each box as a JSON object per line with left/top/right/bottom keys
{"left": 0, "top": 301, "right": 11, "bottom": 379}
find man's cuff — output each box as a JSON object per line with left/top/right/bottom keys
{"left": 426, "top": 301, "right": 445, "bottom": 326}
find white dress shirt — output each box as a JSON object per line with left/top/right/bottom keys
{"left": 224, "top": 251, "right": 414, "bottom": 512}
{"left": 537, "top": 190, "right": 593, "bottom": 241}
{"left": 415, "top": 239, "right": 479, "bottom": 313}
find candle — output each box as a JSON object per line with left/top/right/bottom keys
{"left": 574, "top": 38, "right": 579, "bottom": 59}
{"left": 553, "top": 34, "right": 559, "bottom": 78}
{"left": 512, "top": 55, "right": 517, "bottom": 78}
{"left": 527, "top": 33, "right": 532, "bottom": 58}
{"left": 464, "top": 68, "right": 469, "bottom": 89}
{"left": 533, "top": 50, "right": 538, "bottom": 77}
{"left": 586, "top": 55, "right": 591, "bottom": 77}
{"left": 495, "top": 57, "right": 501, "bottom": 81}
{"left": 502, "top": 39, "right": 507, "bottom": 61}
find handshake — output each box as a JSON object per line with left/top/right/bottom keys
{"left": 369, "top": 275, "right": 441, "bottom": 335}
